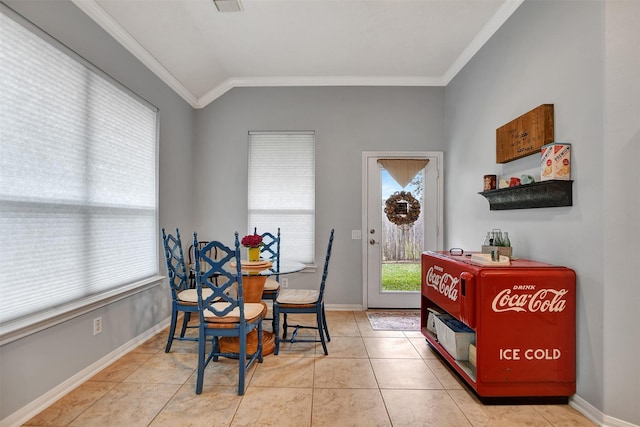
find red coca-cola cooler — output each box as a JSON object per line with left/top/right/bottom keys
{"left": 421, "top": 250, "right": 576, "bottom": 402}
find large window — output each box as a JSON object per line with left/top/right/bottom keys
{"left": 248, "top": 132, "right": 315, "bottom": 264}
{"left": 0, "top": 5, "right": 159, "bottom": 340}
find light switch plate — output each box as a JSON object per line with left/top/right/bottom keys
{"left": 351, "top": 230, "right": 362, "bottom": 240}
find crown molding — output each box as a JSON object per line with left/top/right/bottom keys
{"left": 73, "top": 0, "right": 523, "bottom": 109}
{"left": 442, "top": 0, "right": 524, "bottom": 85}
{"left": 196, "top": 75, "right": 445, "bottom": 108}
{"left": 196, "top": 78, "right": 236, "bottom": 108}
{"left": 71, "top": 0, "right": 199, "bottom": 108}
{"left": 228, "top": 76, "right": 444, "bottom": 88}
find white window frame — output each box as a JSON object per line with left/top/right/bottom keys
{"left": 248, "top": 131, "right": 315, "bottom": 265}
{"left": 0, "top": 4, "right": 162, "bottom": 345}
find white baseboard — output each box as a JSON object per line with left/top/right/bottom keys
{"left": 603, "top": 415, "right": 640, "bottom": 427}
{"left": 264, "top": 302, "right": 363, "bottom": 312}
{"left": 571, "top": 394, "right": 605, "bottom": 426}
{"left": 0, "top": 317, "right": 171, "bottom": 427}
{"left": 571, "top": 394, "right": 640, "bottom": 427}
{"left": 326, "top": 303, "right": 363, "bottom": 311}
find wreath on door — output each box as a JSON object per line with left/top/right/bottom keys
{"left": 384, "top": 191, "right": 421, "bottom": 226}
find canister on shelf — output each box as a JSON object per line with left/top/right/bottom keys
{"left": 483, "top": 175, "right": 497, "bottom": 191}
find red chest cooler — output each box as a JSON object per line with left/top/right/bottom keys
{"left": 421, "top": 251, "right": 576, "bottom": 402}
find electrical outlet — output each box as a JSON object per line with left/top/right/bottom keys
{"left": 93, "top": 317, "right": 102, "bottom": 336}
{"left": 281, "top": 278, "right": 289, "bottom": 288}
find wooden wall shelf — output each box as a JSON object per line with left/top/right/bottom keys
{"left": 479, "top": 180, "right": 573, "bottom": 210}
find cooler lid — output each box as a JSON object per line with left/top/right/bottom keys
{"left": 425, "top": 251, "right": 568, "bottom": 269}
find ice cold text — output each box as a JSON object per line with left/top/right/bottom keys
{"left": 499, "top": 348, "right": 562, "bottom": 361}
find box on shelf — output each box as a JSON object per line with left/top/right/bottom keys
{"left": 482, "top": 245, "right": 513, "bottom": 258}
{"left": 469, "top": 344, "right": 477, "bottom": 368}
{"left": 426, "top": 308, "right": 446, "bottom": 336}
{"left": 541, "top": 142, "right": 571, "bottom": 181}
{"left": 434, "top": 315, "right": 476, "bottom": 361}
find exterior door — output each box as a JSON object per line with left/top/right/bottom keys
{"left": 363, "top": 151, "right": 443, "bottom": 309}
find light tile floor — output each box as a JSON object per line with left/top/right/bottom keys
{"left": 24, "top": 311, "right": 596, "bottom": 426}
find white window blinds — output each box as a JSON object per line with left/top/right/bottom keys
{"left": 248, "top": 132, "right": 315, "bottom": 264}
{"left": 0, "top": 6, "right": 159, "bottom": 329}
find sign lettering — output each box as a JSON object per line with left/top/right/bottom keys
{"left": 499, "top": 347, "right": 562, "bottom": 360}
{"left": 425, "top": 266, "right": 459, "bottom": 302}
{"left": 491, "top": 288, "right": 569, "bottom": 313}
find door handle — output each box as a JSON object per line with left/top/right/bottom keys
{"left": 369, "top": 239, "right": 376, "bottom": 245}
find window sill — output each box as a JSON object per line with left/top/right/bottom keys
{"left": 0, "top": 276, "right": 164, "bottom": 346}
{"left": 302, "top": 265, "right": 317, "bottom": 273}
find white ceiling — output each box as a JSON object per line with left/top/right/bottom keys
{"left": 72, "top": 0, "right": 523, "bottom": 108}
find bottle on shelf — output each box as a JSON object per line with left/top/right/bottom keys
{"left": 483, "top": 232, "right": 491, "bottom": 246}
{"left": 493, "top": 230, "right": 503, "bottom": 246}
{"left": 503, "top": 232, "right": 511, "bottom": 247}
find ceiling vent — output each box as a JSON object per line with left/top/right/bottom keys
{"left": 213, "top": 0, "right": 243, "bottom": 13}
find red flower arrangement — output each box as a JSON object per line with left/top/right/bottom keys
{"left": 241, "top": 234, "right": 263, "bottom": 248}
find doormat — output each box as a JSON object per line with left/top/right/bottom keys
{"left": 366, "top": 311, "right": 420, "bottom": 331}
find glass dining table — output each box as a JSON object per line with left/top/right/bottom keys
{"left": 229, "top": 259, "right": 306, "bottom": 302}
{"left": 220, "top": 258, "right": 306, "bottom": 356}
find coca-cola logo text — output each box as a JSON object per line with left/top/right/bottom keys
{"left": 425, "top": 266, "right": 459, "bottom": 301}
{"left": 491, "top": 288, "right": 569, "bottom": 313}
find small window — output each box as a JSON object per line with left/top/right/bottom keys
{"left": 248, "top": 132, "right": 315, "bottom": 264}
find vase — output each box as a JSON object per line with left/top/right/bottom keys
{"left": 247, "top": 247, "right": 260, "bottom": 262}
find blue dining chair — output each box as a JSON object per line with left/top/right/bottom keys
{"left": 161, "top": 228, "right": 213, "bottom": 352}
{"left": 253, "top": 227, "right": 280, "bottom": 330}
{"left": 193, "top": 232, "right": 265, "bottom": 395}
{"left": 273, "top": 229, "right": 334, "bottom": 355}
{"left": 187, "top": 240, "right": 213, "bottom": 288}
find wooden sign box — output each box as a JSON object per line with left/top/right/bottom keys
{"left": 496, "top": 104, "right": 554, "bottom": 163}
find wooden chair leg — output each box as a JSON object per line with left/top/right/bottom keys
{"left": 179, "top": 312, "right": 190, "bottom": 337}
{"left": 196, "top": 333, "right": 206, "bottom": 394}
{"left": 317, "top": 309, "right": 328, "bottom": 355}
{"left": 282, "top": 313, "right": 289, "bottom": 339}
{"left": 273, "top": 305, "right": 281, "bottom": 355}
{"left": 322, "top": 305, "right": 330, "bottom": 342}
{"left": 165, "top": 309, "right": 178, "bottom": 353}
{"left": 238, "top": 333, "right": 246, "bottom": 395}
{"left": 257, "top": 321, "right": 264, "bottom": 363}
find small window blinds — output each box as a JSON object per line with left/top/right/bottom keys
{"left": 248, "top": 132, "right": 315, "bottom": 264}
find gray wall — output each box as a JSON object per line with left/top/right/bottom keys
{"left": 603, "top": 0, "right": 640, "bottom": 424}
{"left": 193, "top": 86, "right": 445, "bottom": 305}
{"left": 2, "top": 0, "right": 638, "bottom": 425}
{"left": 0, "top": 0, "right": 194, "bottom": 420}
{"left": 445, "top": 0, "right": 639, "bottom": 424}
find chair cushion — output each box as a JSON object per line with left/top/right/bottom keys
{"left": 203, "top": 302, "right": 265, "bottom": 324}
{"left": 276, "top": 289, "right": 319, "bottom": 305}
{"left": 177, "top": 288, "right": 213, "bottom": 304}
{"left": 263, "top": 277, "right": 280, "bottom": 291}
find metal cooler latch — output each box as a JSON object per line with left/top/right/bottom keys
{"left": 459, "top": 271, "right": 476, "bottom": 328}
